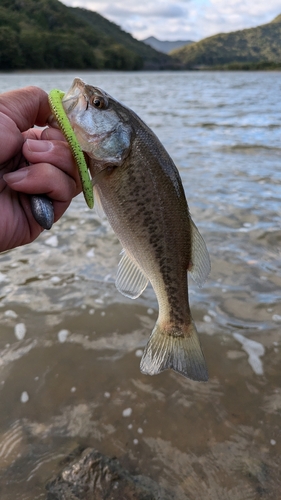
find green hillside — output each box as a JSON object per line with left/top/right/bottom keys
{"left": 0, "top": 0, "right": 174, "bottom": 70}
{"left": 171, "top": 14, "right": 281, "bottom": 69}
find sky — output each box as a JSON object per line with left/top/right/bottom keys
{"left": 61, "top": 0, "right": 281, "bottom": 41}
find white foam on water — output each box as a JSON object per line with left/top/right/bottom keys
{"left": 233, "top": 332, "right": 265, "bottom": 375}
{"left": 57, "top": 330, "right": 69, "bottom": 343}
{"left": 20, "top": 391, "right": 29, "bottom": 403}
{"left": 135, "top": 349, "right": 143, "bottom": 357}
{"left": 203, "top": 315, "right": 212, "bottom": 323}
{"left": 45, "top": 235, "right": 58, "bottom": 247}
{"left": 0, "top": 272, "right": 8, "bottom": 283}
{"left": 95, "top": 298, "right": 104, "bottom": 305}
{"left": 14, "top": 323, "right": 26, "bottom": 340}
{"left": 5, "top": 310, "right": 18, "bottom": 318}
{"left": 272, "top": 314, "right": 281, "bottom": 322}
{"left": 122, "top": 408, "right": 132, "bottom": 417}
{"left": 86, "top": 248, "right": 95, "bottom": 258}
{"left": 50, "top": 276, "right": 61, "bottom": 283}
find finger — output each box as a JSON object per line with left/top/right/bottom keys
{"left": 22, "top": 139, "right": 81, "bottom": 187}
{"left": 41, "top": 126, "right": 67, "bottom": 142}
{"left": 22, "top": 126, "right": 68, "bottom": 143}
{"left": 22, "top": 128, "right": 43, "bottom": 141}
{"left": 0, "top": 87, "right": 50, "bottom": 132}
{"left": 3, "top": 162, "right": 78, "bottom": 202}
{"left": 0, "top": 113, "right": 24, "bottom": 164}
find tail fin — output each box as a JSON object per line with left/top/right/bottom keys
{"left": 140, "top": 321, "right": 208, "bottom": 381}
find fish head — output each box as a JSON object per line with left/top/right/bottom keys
{"left": 62, "top": 78, "right": 132, "bottom": 166}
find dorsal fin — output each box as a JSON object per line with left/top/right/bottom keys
{"left": 116, "top": 250, "right": 149, "bottom": 299}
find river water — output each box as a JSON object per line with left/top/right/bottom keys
{"left": 0, "top": 71, "right": 280, "bottom": 499}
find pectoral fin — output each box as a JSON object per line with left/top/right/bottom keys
{"left": 93, "top": 186, "right": 106, "bottom": 219}
{"left": 91, "top": 166, "right": 117, "bottom": 219}
{"left": 116, "top": 250, "right": 149, "bottom": 299}
{"left": 189, "top": 219, "right": 211, "bottom": 287}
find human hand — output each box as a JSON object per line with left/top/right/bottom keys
{"left": 0, "top": 86, "right": 82, "bottom": 252}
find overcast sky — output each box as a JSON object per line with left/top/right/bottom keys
{"left": 61, "top": 0, "right": 281, "bottom": 41}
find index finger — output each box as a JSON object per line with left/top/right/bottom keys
{"left": 0, "top": 86, "right": 50, "bottom": 132}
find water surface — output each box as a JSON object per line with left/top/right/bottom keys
{"left": 0, "top": 71, "right": 280, "bottom": 499}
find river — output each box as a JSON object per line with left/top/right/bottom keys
{"left": 0, "top": 70, "right": 280, "bottom": 499}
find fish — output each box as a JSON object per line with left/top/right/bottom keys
{"left": 62, "top": 77, "right": 211, "bottom": 381}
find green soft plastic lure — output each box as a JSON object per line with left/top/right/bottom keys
{"left": 48, "top": 89, "right": 94, "bottom": 209}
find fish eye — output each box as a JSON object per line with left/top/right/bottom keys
{"left": 92, "top": 96, "right": 104, "bottom": 109}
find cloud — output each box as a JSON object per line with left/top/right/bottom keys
{"left": 194, "top": 0, "right": 281, "bottom": 39}
{"left": 65, "top": 1, "right": 187, "bottom": 20}
{"left": 61, "top": 0, "right": 281, "bottom": 41}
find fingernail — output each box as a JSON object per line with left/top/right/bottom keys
{"left": 26, "top": 138, "right": 53, "bottom": 152}
{"left": 3, "top": 168, "right": 29, "bottom": 183}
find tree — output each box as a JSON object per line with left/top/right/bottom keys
{"left": 0, "top": 27, "right": 22, "bottom": 69}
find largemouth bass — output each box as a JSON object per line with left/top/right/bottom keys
{"left": 62, "top": 78, "right": 211, "bottom": 381}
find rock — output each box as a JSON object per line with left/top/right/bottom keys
{"left": 46, "top": 447, "right": 166, "bottom": 500}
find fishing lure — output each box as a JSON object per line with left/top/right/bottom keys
{"left": 48, "top": 89, "right": 94, "bottom": 209}
{"left": 30, "top": 194, "right": 54, "bottom": 230}
{"left": 31, "top": 88, "right": 94, "bottom": 230}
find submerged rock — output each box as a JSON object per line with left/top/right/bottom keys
{"left": 46, "top": 447, "right": 166, "bottom": 500}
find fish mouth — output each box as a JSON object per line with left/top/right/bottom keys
{"left": 62, "top": 77, "right": 108, "bottom": 114}
{"left": 62, "top": 78, "right": 115, "bottom": 142}
{"left": 62, "top": 80, "right": 89, "bottom": 114}
{"left": 63, "top": 77, "right": 108, "bottom": 117}
{"left": 61, "top": 78, "right": 129, "bottom": 164}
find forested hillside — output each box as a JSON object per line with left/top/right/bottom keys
{"left": 0, "top": 0, "right": 174, "bottom": 70}
{"left": 171, "top": 14, "right": 281, "bottom": 69}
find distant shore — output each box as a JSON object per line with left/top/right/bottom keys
{"left": 1, "top": 65, "right": 281, "bottom": 73}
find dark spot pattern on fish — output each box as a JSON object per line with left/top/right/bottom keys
{"left": 107, "top": 147, "right": 192, "bottom": 328}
